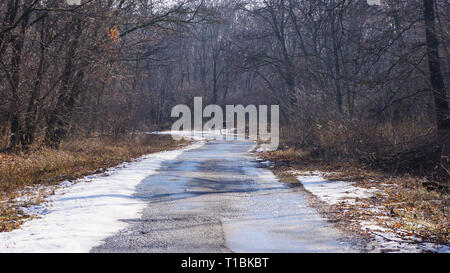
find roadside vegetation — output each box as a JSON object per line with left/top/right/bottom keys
{"left": 258, "top": 120, "right": 449, "bottom": 250}
{"left": 0, "top": 134, "right": 189, "bottom": 232}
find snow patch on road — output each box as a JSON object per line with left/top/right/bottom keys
{"left": 0, "top": 141, "right": 204, "bottom": 253}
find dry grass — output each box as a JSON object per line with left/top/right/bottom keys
{"left": 0, "top": 134, "right": 190, "bottom": 232}
{"left": 281, "top": 116, "right": 450, "bottom": 184}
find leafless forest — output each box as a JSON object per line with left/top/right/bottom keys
{"left": 0, "top": 0, "right": 449, "bottom": 182}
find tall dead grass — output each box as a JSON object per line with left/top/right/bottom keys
{"left": 281, "top": 116, "right": 446, "bottom": 183}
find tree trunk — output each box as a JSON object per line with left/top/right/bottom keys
{"left": 44, "top": 17, "right": 83, "bottom": 148}
{"left": 212, "top": 57, "right": 218, "bottom": 104}
{"left": 22, "top": 17, "right": 47, "bottom": 149}
{"left": 8, "top": 1, "right": 30, "bottom": 150}
{"left": 423, "top": 0, "right": 450, "bottom": 159}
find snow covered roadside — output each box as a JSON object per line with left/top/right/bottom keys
{"left": 297, "top": 175, "right": 378, "bottom": 205}
{"left": 0, "top": 140, "right": 204, "bottom": 253}
{"left": 296, "top": 175, "right": 449, "bottom": 253}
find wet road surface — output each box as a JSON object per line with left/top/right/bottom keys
{"left": 92, "top": 136, "right": 359, "bottom": 253}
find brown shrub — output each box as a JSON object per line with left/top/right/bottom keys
{"left": 280, "top": 116, "right": 448, "bottom": 185}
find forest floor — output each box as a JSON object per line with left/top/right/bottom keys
{"left": 0, "top": 134, "right": 190, "bottom": 232}
{"left": 257, "top": 148, "right": 449, "bottom": 252}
